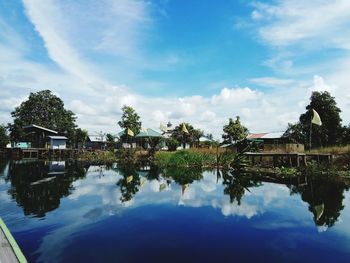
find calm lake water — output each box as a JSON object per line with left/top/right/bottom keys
{"left": 0, "top": 160, "right": 350, "bottom": 263}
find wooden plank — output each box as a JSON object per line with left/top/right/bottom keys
{"left": 0, "top": 218, "right": 27, "bottom": 263}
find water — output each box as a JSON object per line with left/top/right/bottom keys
{"left": 0, "top": 160, "right": 350, "bottom": 263}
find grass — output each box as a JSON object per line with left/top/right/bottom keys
{"left": 154, "top": 148, "right": 238, "bottom": 168}
{"left": 309, "top": 145, "right": 350, "bottom": 154}
{"left": 77, "top": 150, "right": 117, "bottom": 164}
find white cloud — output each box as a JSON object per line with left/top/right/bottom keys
{"left": 23, "top": 0, "right": 99, "bottom": 83}
{"left": 252, "top": 0, "right": 350, "bottom": 48}
{"left": 309, "top": 75, "right": 336, "bottom": 93}
{"left": 211, "top": 87, "right": 260, "bottom": 105}
{"left": 69, "top": 100, "right": 97, "bottom": 116}
{"left": 250, "top": 77, "right": 295, "bottom": 88}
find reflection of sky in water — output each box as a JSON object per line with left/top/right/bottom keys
{"left": 1, "top": 163, "right": 350, "bottom": 262}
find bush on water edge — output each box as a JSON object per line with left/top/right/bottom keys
{"left": 77, "top": 150, "right": 117, "bottom": 164}
{"left": 154, "top": 149, "right": 237, "bottom": 168}
{"left": 309, "top": 144, "right": 350, "bottom": 155}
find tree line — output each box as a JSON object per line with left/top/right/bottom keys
{"left": 0, "top": 89, "right": 349, "bottom": 149}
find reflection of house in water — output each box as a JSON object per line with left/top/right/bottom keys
{"left": 48, "top": 161, "right": 66, "bottom": 175}
{"left": 7, "top": 161, "right": 88, "bottom": 218}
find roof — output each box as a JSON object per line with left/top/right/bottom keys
{"left": 247, "top": 131, "right": 285, "bottom": 139}
{"left": 48, "top": 136, "right": 68, "bottom": 140}
{"left": 118, "top": 128, "right": 162, "bottom": 138}
{"left": 135, "top": 128, "right": 162, "bottom": 138}
{"left": 199, "top": 136, "right": 214, "bottom": 142}
{"left": 88, "top": 135, "right": 107, "bottom": 142}
{"left": 23, "top": 124, "right": 58, "bottom": 134}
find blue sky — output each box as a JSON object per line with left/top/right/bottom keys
{"left": 1, "top": 0, "right": 350, "bottom": 138}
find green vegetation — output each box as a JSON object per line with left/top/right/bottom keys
{"left": 274, "top": 166, "right": 299, "bottom": 177}
{"left": 0, "top": 125, "right": 9, "bottom": 148}
{"left": 170, "top": 123, "right": 203, "bottom": 149}
{"left": 72, "top": 128, "right": 88, "bottom": 149}
{"left": 154, "top": 149, "right": 237, "bottom": 168}
{"left": 8, "top": 90, "right": 77, "bottom": 144}
{"left": 118, "top": 105, "right": 142, "bottom": 136}
{"left": 222, "top": 116, "right": 248, "bottom": 144}
{"left": 7, "top": 90, "right": 88, "bottom": 146}
{"left": 165, "top": 137, "right": 179, "bottom": 151}
{"left": 77, "top": 151, "right": 116, "bottom": 164}
{"left": 286, "top": 91, "right": 348, "bottom": 148}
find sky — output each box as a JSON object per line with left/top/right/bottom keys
{"left": 1, "top": 0, "right": 350, "bottom": 139}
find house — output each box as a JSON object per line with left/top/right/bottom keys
{"left": 22, "top": 124, "right": 59, "bottom": 148}
{"left": 48, "top": 136, "right": 68, "bottom": 149}
{"left": 198, "top": 136, "right": 215, "bottom": 148}
{"left": 246, "top": 132, "right": 304, "bottom": 153}
{"left": 86, "top": 135, "right": 107, "bottom": 150}
{"left": 118, "top": 128, "right": 163, "bottom": 149}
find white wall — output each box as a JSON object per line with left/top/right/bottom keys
{"left": 50, "top": 139, "right": 67, "bottom": 149}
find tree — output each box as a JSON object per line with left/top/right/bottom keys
{"left": 106, "top": 133, "right": 115, "bottom": 150}
{"left": 118, "top": 105, "right": 142, "bottom": 136}
{"left": 165, "top": 137, "right": 179, "bottom": 151}
{"left": 8, "top": 90, "right": 77, "bottom": 142}
{"left": 284, "top": 122, "right": 305, "bottom": 143}
{"left": 0, "top": 125, "right": 9, "bottom": 148}
{"left": 299, "top": 91, "right": 342, "bottom": 148}
{"left": 73, "top": 128, "right": 88, "bottom": 149}
{"left": 171, "top": 123, "right": 203, "bottom": 148}
{"left": 341, "top": 124, "right": 350, "bottom": 145}
{"left": 222, "top": 116, "right": 248, "bottom": 144}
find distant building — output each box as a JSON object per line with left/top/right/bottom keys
{"left": 22, "top": 124, "right": 58, "bottom": 148}
{"left": 246, "top": 132, "right": 304, "bottom": 153}
{"left": 86, "top": 135, "right": 107, "bottom": 150}
{"left": 198, "top": 136, "right": 215, "bottom": 148}
{"left": 247, "top": 131, "right": 286, "bottom": 144}
{"left": 118, "top": 128, "right": 162, "bottom": 149}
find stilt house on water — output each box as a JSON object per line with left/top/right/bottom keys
{"left": 22, "top": 124, "right": 68, "bottom": 149}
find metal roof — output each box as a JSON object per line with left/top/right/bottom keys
{"left": 48, "top": 136, "right": 68, "bottom": 140}
{"left": 247, "top": 131, "right": 285, "bottom": 139}
{"left": 23, "top": 124, "right": 58, "bottom": 134}
{"left": 199, "top": 136, "right": 214, "bottom": 142}
{"left": 88, "top": 135, "right": 107, "bottom": 142}
{"left": 135, "top": 128, "right": 162, "bottom": 138}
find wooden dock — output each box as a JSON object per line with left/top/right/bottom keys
{"left": 6, "top": 148, "right": 92, "bottom": 160}
{"left": 0, "top": 218, "right": 27, "bottom": 263}
{"left": 244, "top": 152, "right": 333, "bottom": 167}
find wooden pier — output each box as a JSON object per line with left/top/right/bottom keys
{"left": 0, "top": 218, "right": 27, "bottom": 263}
{"left": 6, "top": 148, "right": 92, "bottom": 160}
{"left": 244, "top": 152, "right": 333, "bottom": 167}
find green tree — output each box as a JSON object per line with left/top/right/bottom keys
{"left": 222, "top": 116, "right": 248, "bottom": 144}
{"left": 106, "top": 133, "right": 115, "bottom": 150}
{"left": 118, "top": 105, "right": 142, "bottom": 136}
{"left": 8, "top": 90, "right": 77, "bottom": 143}
{"left": 284, "top": 122, "right": 305, "bottom": 143}
{"left": 341, "top": 124, "right": 350, "bottom": 145}
{"left": 165, "top": 137, "right": 179, "bottom": 151}
{"left": 0, "top": 125, "right": 10, "bottom": 148}
{"left": 73, "top": 128, "right": 88, "bottom": 149}
{"left": 171, "top": 123, "right": 203, "bottom": 148}
{"left": 299, "top": 91, "right": 342, "bottom": 148}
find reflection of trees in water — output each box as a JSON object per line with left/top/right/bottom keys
{"left": 6, "top": 160, "right": 88, "bottom": 218}
{"left": 116, "top": 166, "right": 141, "bottom": 203}
{"left": 222, "top": 170, "right": 262, "bottom": 205}
{"left": 290, "top": 178, "right": 349, "bottom": 227}
{"left": 0, "top": 159, "right": 8, "bottom": 176}
{"left": 144, "top": 165, "right": 162, "bottom": 181}
{"left": 163, "top": 167, "right": 203, "bottom": 186}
